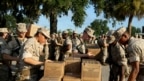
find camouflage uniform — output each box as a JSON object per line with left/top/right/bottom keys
{"left": 126, "top": 37, "right": 144, "bottom": 81}
{"left": 49, "top": 38, "right": 56, "bottom": 60}
{"left": 109, "top": 42, "right": 129, "bottom": 81}
{"left": 0, "top": 28, "right": 13, "bottom": 81}
{"left": 8, "top": 38, "right": 27, "bottom": 57}
{"left": 16, "top": 38, "right": 45, "bottom": 81}
{"left": 71, "top": 37, "right": 81, "bottom": 53}
{"left": 16, "top": 28, "right": 50, "bottom": 81}
{"left": 0, "top": 37, "right": 11, "bottom": 81}
{"left": 61, "top": 37, "right": 72, "bottom": 60}
{"left": 97, "top": 37, "right": 108, "bottom": 64}
{"left": 54, "top": 37, "right": 63, "bottom": 61}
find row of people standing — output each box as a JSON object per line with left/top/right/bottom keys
{"left": 0, "top": 24, "right": 95, "bottom": 81}
{"left": 48, "top": 27, "right": 96, "bottom": 61}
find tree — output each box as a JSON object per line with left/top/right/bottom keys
{"left": 66, "top": 28, "right": 73, "bottom": 36}
{"left": 42, "top": 0, "right": 89, "bottom": 34}
{"left": 89, "top": 19, "right": 109, "bottom": 36}
{"left": 0, "top": 0, "right": 89, "bottom": 34}
{"left": 0, "top": 0, "right": 40, "bottom": 29}
{"left": 91, "top": 0, "right": 144, "bottom": 35}
{"left": 131, "top": 26, "right": 141, "bottom": 36}
{"left": 42, "top": 0, "right": 71, "bottom": 34}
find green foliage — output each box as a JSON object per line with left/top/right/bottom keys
{"left": 89, "top": 19, "right": 109, "bottom": 36}
{"left": 71, "top": 0, "right": 89, "bottom": 27}
{"left": 131, "top": 26, "right": 141, "bottom": 36}
{"left": 91, "top": 0, "right": 144, "bottom": 35}
{"left": 66, "top": 28, "right": 73, "bottom": 35}
{"left": 90, "top": 0, "right": 105, "bottom": 16}
{"left": 0, "top": 0, "right": 89, "bottom": 34}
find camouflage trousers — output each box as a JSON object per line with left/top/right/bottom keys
{"left": 59, "top": 52, "right": 72, "bottom": 61}
{"left": 101, "top": 47, "right": 108, "bottom": 63}
{"left": 109, "top": 64, "right": 126, "bottom": 81}
{"left": 54, "top": 49, "right": 60, "bottom": 61}
{"left": 15, "top": 68, "right": 43, "bottom": 81}
{"left": 64, "top": 52, "right": 72, "bottom": 60}
{"left": 0, "top": 64, "right": 10, "bottom": 81}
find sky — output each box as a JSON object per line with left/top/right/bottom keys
{"left": 37, "top": 5, "right": 144, "bottom": 34}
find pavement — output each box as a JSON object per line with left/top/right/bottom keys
{"left": 102, "top": 65, "right": 110, "bottom": 81}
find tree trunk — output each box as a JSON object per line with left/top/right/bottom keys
{"left": 127, "top": 14, "right": 134, "bottom": 36}
{"left": 50, "top": 11, "right": 57, "bottom": 34}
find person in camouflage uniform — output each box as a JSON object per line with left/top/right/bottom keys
{"left": 49, "top": 33, "right": 56, "bottom": 60}
{"left": 54, "top": 33, "right": 63, "bottom": 61}
{"left": 60, "top": 30, "right": 72, "bottom": 61}
{"left": 114, "top": 27, "right": 144, "bottom": 81}
{"left": 107, "top": 30, "right": 129, "bottom": 81}
{"left": 97, "top": 34, "right": 109, "bottom": 65}
{"left": 71, "top": 31, "right": 81, "bottom": 53}
{"left": 82, "top": 27, "right": 95, "bottom": 44}
{"left": 70, "top": 28, "right": 95, "bottom": 58}
{"left": 8, "top": 23, "right": 28, "bottom": 57}
{"left": 0, "top": 28, "right": 19, "bottom": 81}
{"left": 16, "top": 28, "right": 51, "bottom": 81}
{"left": 7, "top": 23, "right": 28, "bottom": 80}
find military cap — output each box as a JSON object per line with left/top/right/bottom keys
{"left": 37, "top": 28, "right": 50, "bottom": 38}
{"left": 113, "top": 27, "right": 127, "bottom": 41}
{"left": 17, "top": 23, "right": 27, "bottom": 32}
{"left": 0, "top": 28, "right": 8, "bottom": 32}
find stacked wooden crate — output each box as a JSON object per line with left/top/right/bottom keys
{"left": 81, "top": 59, "right": 102, "bottom": 81}
{"left": 26, "top": 24, "right": 40, "bottom": 37}
{"left": 63, "top": 57, "right": 81, "bottom": 81}
{"left": 40, "top": 61, "right": 65, "bottom": 81}
{"left": 63, "top": 73, "right": 81, "bottom": 81}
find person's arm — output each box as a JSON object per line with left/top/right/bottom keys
{"left": 23, "top": 58, "right": 44, "bottom": 65}
{"left": 73, "top": 52, "right": 94, "bottom": 58}
{"left": 119, "top": 65, "right": 126, "bottom": 81}
{"left": 128, "top": 61, "right": 139, "bottom": 81}
{"left": 3, "top": 54, "right": 19, "bottom": 61}
{"left": 55, "top": 39, "right": 63, "bottom": 46}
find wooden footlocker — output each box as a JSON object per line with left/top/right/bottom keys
{"left": 43, "top": 61, "right": 65, "bottom": 78}
{"left": 65, "top": 57, "right": 81, "bottom": 74}
{"left": 81, "top": 59, "right": 101, "bottom": 81}
{"left": 40, "top": 77, "right": 62, "bottom": 81}
{"left": 63, "top": 73, "right": 81, "bottom": 81}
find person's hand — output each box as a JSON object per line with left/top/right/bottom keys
{"left": 87, "top": 52, "right": 94, "bottom": 56}
{"left": 46, "top": 59, "right": 53, "bottom": 62}
{"left": 87, "top": 52, "right": 95, "bottom": 58}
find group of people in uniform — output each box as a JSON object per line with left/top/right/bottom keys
{"left": 0, "top": 22, "right": 144, "bottom": 81}
{"left": 97, "top": 27, "right": 144, "bottom": 81}
{"left": 0, "top": 23, "right": 95, "bottom": 81}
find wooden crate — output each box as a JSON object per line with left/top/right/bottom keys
{"left": 65, "top": 57, "right": 81, "bottom": 74}
{"left": 40, "top": 77, "right": 62, "bottom": 81}
{"left": 87, "top": 48, "right": 101, "bottom": 56}
{"left": 81, "top": 59, "right": 101, "bottom": 81}
{"left": 63, "top": 73, "right": 81, "bottom": 81}
{"left": 86, "top": 44, "right": 101, "bottom": 56}
{"left": 26, "top": 24, "right": 40, "bottom": 37}
{"left": 43, "top": 61, "right": 65, "bottom": 78}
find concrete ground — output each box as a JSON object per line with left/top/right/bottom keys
{"left": 102, "top": 65, "right": 110, "bottom": 81}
